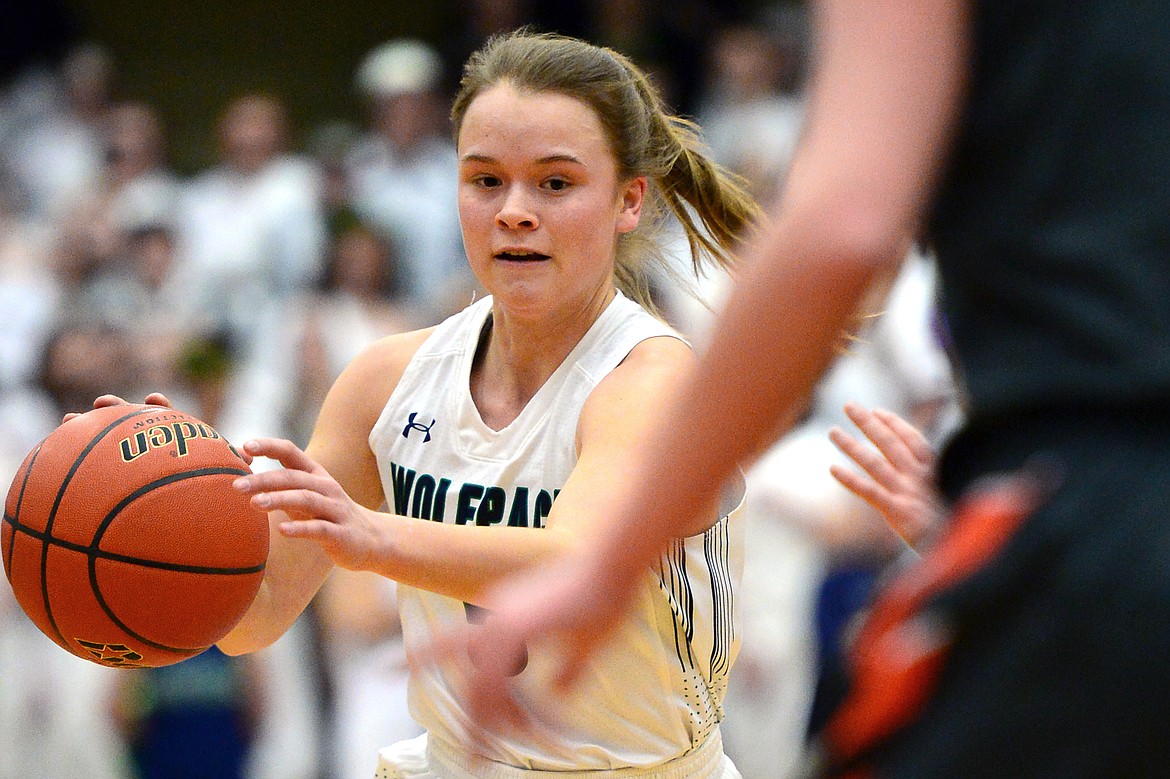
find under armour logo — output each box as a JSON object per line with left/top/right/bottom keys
{"left": 402, "top": 412, "right": 436, "bottom": 442}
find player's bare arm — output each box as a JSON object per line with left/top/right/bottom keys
{"left": 565, "top": 334, "right": 723, "bottom": 539}
{"left": 235, "top": 334, "right": 696, "bottom": 608}
{"left": 218, "top": 327, "right": 430, "bottom": 654}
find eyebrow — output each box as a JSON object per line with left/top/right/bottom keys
{"left": 459, "top": 153, "right": 587, "bottom": 167}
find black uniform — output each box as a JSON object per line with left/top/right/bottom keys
{"left": 827, "top": 2, "right": 1170, "bottom": 776}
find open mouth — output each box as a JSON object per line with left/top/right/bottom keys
{"left": 495, "top": 250, "right": 550, "bottom": 262}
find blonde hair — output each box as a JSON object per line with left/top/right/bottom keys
{"left": 451, "top": 30, "right": 763, "bottom": 313}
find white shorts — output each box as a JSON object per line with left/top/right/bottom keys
{"left": 374, "top": 730, "right": 741, "bottom": 779}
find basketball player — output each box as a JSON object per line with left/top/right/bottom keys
{"left": 455, "top": 2, "right": 1170, "bottom": 776}
{"left": 86, "top": 30, "right": 761, "bottom": 778}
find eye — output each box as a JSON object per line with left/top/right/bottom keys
{"left": 470, "top": 173, "right": 502, "bottom": 189}
{"left": 542, "top": 177, "right": 571, "bottom": 192}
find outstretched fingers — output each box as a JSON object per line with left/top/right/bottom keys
{"left": 872, "top": 406, "right": 935, "bottom": 467}
{"left": 829, "top": 423, "right": 899, "bottom": 491}
{"left": 829, "top": 403, "right": 943, "bottom": 549}
{"left": 827, "top": 453, "right": 890, "bottom": 509}
{"left": 233, "top": 464, "right": 341, "bottom": 515}
{"left": 257, "top": 485, "right": 342, "bottom": 518}
{"left": 417, "top": 552, "right": 626, "bottom": 750}
{"left": 242, "top": 437, "right": 324, "bottom": 474}
{"left": 276, "top": 517, "right": 352, "bottom": 544}
{"left": 843, "top": 403, "right": 919, "bottom": 474}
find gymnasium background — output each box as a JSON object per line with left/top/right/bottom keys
{"left": 6, "top": 0, "right": 786, "bottom": 172}
{"left": 1, "top": 3, "right": 946, "bottom": 779}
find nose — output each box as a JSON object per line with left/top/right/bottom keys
{"left": 496, "top": 186, "right": 538, "bottom": 231}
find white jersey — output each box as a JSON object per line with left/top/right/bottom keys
{"left": 369, "top": 292, "right": 746, "bottom": 771}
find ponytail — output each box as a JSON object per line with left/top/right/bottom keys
{"left": 607, "top": 48, "right": 763, "bottom": 307}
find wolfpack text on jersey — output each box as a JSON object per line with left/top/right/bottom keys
{"left": 368, "top": 293, "right": 746, "bottom": 771}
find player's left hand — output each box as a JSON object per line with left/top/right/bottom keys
{"left": 232, "top": 437, "right": 386, "bottom": 571}
{"left": 62, "top": 392, "right": 175, "bottom": 423}
{"left": 828, "top": 403, "right": 944, "bottom": 549}
{"left": 63, "top": 393, "right": 255, "bottom": 466}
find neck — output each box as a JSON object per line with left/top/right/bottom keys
{"left": 471, "top": 286, "right": 616, "bottom": 429}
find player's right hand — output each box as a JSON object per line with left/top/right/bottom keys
{"left": 421, "top": 544, "right": 639, "bottom": 749}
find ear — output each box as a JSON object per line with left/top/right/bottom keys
{"left": 615, "top": 176, "right": 647, "bottom": 234}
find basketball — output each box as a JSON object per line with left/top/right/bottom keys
{"left": 2, "top": 404, "right": 268, "bottom": 668}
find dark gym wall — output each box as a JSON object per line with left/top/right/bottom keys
{"left": 63, "top": 0, "right": 446, "bottom": 172}
{"left": 55, "top": 0, "right": 788, "bottom": 174}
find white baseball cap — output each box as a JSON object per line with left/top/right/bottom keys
{"left": 355, "top": 39, "right": 443, "bottom": 97}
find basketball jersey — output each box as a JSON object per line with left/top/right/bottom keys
{"left": 368, "top": 292, "right": 746, "bottom": 771}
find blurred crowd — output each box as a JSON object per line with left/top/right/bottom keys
{"left": 0, "top": 2, "right": 962, "bottom": 778}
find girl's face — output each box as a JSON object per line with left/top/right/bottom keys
{"left": 456, "top": 83, "right": 645, "bottom": 320}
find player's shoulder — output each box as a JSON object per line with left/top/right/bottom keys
{"left": 356, "top": 327, "right": 438, "bottom": 375}
{"left": 618, "top": 333, "right": 693, "bottom": 376}
{"left": 329, "top": 327, "right": 437, "bottom": 412}
{"left": 586, "top": 334, "right": 693, "bottom": 416}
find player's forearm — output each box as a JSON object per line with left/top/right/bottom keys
{"left": 369, "top": 511, "right": 577, "bottom": 605}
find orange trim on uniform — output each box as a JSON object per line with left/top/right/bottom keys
{"left": 826, "top": 473, "right": 1043, "bottom": 769}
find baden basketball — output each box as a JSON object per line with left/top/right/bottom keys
{"left": 2, "top": 404, "right": 268, "bottom": 668}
